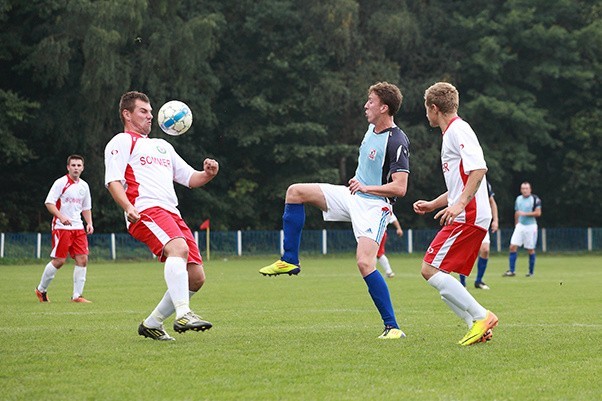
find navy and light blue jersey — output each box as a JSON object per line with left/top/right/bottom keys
{"left": 355, "top": 124, "right": 410, "bottom": 203}
{"left": 515, "top": 194, "right": 541, "bottom": 225}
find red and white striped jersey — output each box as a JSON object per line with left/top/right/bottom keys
{"left": 104, "top": 131, "right": 195, "bottom": 216}
{"left": 441, "top": 117, "right": 491, "bottom": 229}
{"left": 45, "top": 175, "right": 91, "bottom": 230}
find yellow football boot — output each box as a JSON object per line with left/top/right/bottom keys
{"left": 378, "top": 326, "right": 406, "bottom": 339}
{"left": 459, "top": 311, "right": 498, "bottom": 346}
{"left": 259, "top": 260, "right": 301, "bottom": 276}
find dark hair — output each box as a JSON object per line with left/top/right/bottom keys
{"left": 424, "top": 82, "right": 459, "bottom": 114}
{"left": 368, "top": 82, "right": 403, "bottom": 116}
{"left": 67, "top": 154, "right": 84, "bottom": 164}
{"left": 119, "top": 91, "right": 150, "bottom": 125}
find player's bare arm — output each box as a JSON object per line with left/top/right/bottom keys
{"left": 45, "top": 203, "right": 72, "bottom": 225}
{"left": 348, "top": 171, "right": 408, "bottom": 197}
{"left": 517, "top": 209, "right": 542, "bottom": 218}
{"left": 435, "top": 168, "right": 487, "bottom": 225}
{"left": 82, "top": 209, "right": 94, "bottom": 234}
{"left": 413, "top": 192, "right": 448, "bottom": 215}
{"left": 392, "top": 220, "right": 403, "bottom": 236}
{"left": 189, "top": 158, "right": 219, "bottom": 188}
{"left": 107, "top": 181, "right": 140, "bottom": 223}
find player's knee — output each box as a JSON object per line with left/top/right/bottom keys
{"left": 420, "top": 262, "right": 436, "bottom": 280}
{"left": 52, "top": 258, "right": 66, "bottom": 269}
{"left": 164, "top": 238, "right": 189, "bottom": 259}
{"left": 75, "top": 255, "right": 88, "bottom": 266}
{"left": 356, "top": 258, "right": 374, "bottom": 276}
{"left": 285, "top": 184, "right": 305, "bottom": 203}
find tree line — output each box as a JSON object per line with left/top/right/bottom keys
{"left": 0, "top": 0, "right": 600, "bottom": 233}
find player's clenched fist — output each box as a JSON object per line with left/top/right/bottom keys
{"left": 203, "top": 158, "right": 219, "bottom": 176}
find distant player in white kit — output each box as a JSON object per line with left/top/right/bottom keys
{"left": 413, "top": 82, "right": 498, "bottom": 346}
{"left": 35, "top": 154, "right": 94, "bottom": 303}
{"left": 104, "top": 91, "right": 219, "bottom": 341}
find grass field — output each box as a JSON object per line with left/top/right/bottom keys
{"left": 1, "top": 254, "right": 601, "bottom": 401}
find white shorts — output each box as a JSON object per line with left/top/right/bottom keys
{"left": 319, "top": 184, "right": 391, "bottom": 244}
{"left": 510, "top": 223, "right": 538, "bottom": 249}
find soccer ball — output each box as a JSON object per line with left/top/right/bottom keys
{"left": 157, "top": 100, "right": 193, "bottom": 136}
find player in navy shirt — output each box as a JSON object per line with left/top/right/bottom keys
{"left": 260, "top": 82, "right": 410, "bottom": 339}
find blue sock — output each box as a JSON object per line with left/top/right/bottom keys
{"left": 281, "top": 203, "right": 305, "bottom": 265}
{"left": 476, "top": 257, "right": 487, "bottom": 283}
{"left": 459, "top": 274, "right": 466, "bottom": 286}
{"left": 509, "top": 252, "right": 517, "bottom": 272}
{"left": 364, "top": 270, "right": 398, "bottom": 328}
{"left": 529, "top": 253, "right": 536, "bottom": 274}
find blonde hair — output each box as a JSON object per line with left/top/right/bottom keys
{"left": 424, "top": 82, "right": 459, "bottom": 114}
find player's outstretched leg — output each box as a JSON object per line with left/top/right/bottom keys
{"left": 259, "top": 260, "right": 301, "bottom": 276}
{"left": 259, "top": 203, "right": 304, "bottom": 276}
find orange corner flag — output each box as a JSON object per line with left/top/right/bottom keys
{"left": 200, "top": 219, "right": 210, "bottom": 230}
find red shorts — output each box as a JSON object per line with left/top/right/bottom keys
{"left": 50, "top": 229, "right": 89, "bottom": 259}
{"left": 377, "top": 231, "right": 388, "bottom": 258}
{"left": 129, "top": 207, "right": 203, "bottom": 264}
{"left": 423, "top": 223, "right": 486, "bottom": 276}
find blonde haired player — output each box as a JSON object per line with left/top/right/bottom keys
{"left": 414, "top": 82, "right": 498, "bottom": 345}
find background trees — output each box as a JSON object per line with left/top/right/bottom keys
{"left": 0, "top": 0, "right": 599, "bottom": 232}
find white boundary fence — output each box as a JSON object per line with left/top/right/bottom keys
{"left": 1, "top": 227, "right": 601, "bottom": 259}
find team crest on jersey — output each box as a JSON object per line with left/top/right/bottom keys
{"left": 111, "top": 149, "right": 119, "bottom": 155}
{"left": 79, "top": 188, "right": 86, "bottom": 196}
{"left": 369, "top": 149, "right": 377, "bottom": 160}
{"left": 156, "top": 146, "right": 167, "bottom": 154}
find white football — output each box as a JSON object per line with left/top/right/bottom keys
{"left": 157, "top": 100, "right": 193, "bottom": 136}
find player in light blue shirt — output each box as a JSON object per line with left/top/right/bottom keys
{"left": 259, "top": 82, "right": 410, "bottom": 339}
{"left": 504, "top": 182, "right": 542, "bottom": 277}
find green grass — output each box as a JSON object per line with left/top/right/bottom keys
{"left": 1, "top": 254, "right": 601, "bottom": 401}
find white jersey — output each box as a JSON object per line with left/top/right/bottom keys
{"left": 441, "top": 117, "right": 491, "bottom": 229}
{"left": 45, "top": 175, "right": 92, "bottom": 230}
{"left": 104, "top": 131, "right": 195, "bottom": 216}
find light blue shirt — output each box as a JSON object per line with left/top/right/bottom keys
{"left": 355, "top": 124, "right": 410, "bottom": 203}
{"left": 515, "top": 195, "right": 541, "bottom": 225}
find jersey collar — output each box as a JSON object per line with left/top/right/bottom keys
{"left": 442, "top": 116, "right": 461, "bottom": 135}
{"left": 125, "top": 130, "right": 147, "bottom": 138}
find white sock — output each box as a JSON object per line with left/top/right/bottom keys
{"left": 441, "top": 296, "right": 473, "bottom": 328}
{"left": 377, "top": 255, "right": 393, "bottom": 275}
{"left": 38, "top": 262, "right": 58, "bottom": 292}
{"left": 73, "top": 266, "right": 87, "bottom": 299}
{"left": 427, "top": 271, "right": 487, "bottom": 321}
{"left": 164, "top": 257, "right": 190, "bottom": 319}
{"left": 145, "top": 290, "right": 197, "bottom": 328}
